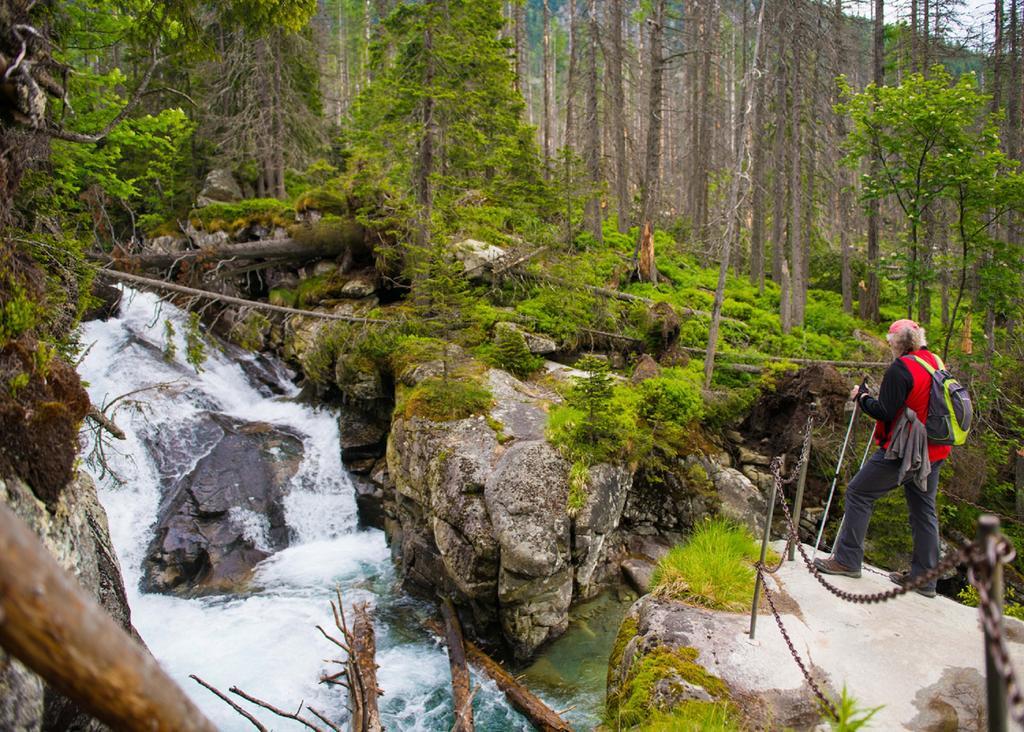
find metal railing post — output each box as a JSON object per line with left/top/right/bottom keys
{"left": 749, "top": 477, "right": 778, "bottom": 640}
{"left": 789, "top": 417, "right": 813, "bottom": 562}
{"left": 979, "top": 515, "right": 1007, "bottom": 732}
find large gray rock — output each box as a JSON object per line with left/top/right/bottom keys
{"left": 1, "top": 472, "right": 135, "bottom": 732}
{"left": 608, "top": 595, "right": 826, "bottom": 730}
{"left": 196, "top": 167, "right": 243, "bottom": 206}
{"left": 453, "top": 239, "right": 507, "bottom": 280}
{"left": 141, "top": 413, "right": 303, "bottom": 594}
{"left": 703, "top": 458, "right": 767, "bottom": 536}
{"left": 494, "top": 321, "right": 557, "bottom": 355}
{"left": 574, "top": 463, "right": 633, "bottom": 597}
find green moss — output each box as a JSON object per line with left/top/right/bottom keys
{"left": 485, "top": 415, "right": 512, "bottom": 444}
{"left": 269, "top": 288, "right": 297, "bottom": 308}
{"left": 228, "top": 312, "right": 270, "bottom": 351}
{"left": 606, "top": 646, "right": 731, "bottom": 729}
{"left": 387, "top": 336, "right": 448, "bottom": 378}
{"left": 399, "top": 376, "right": 493, "bottom": 421}
{"left": 296, "top": 272, "right": 348, "bottom": 308}
{"left": 190, "top": 199, "right": 293, "bottom": 232}
{"left": 607, "top": 616, "right": 639, "bottom": 687}
{"left": 294, "top": 187, "right": 348, "bottom": 216}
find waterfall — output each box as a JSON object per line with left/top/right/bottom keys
{"left": 78, "top": 288, "right": 534, "bottom": 731}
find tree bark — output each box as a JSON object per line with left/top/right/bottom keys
{"left": 514, "top": 0, "right": 528, "bottom": 104}
{"left": 861, "top": 0, "right": 884, "bottom": 323}
{"left": 787, "top": 27, "right": 805, "bottom": 328}
{"left": 542, "top": 0, "right": 554, "bottom": 173}
{"left": 749, "top": 2, "right": 770, "bottom": 290}
{"left": 609, "top": 0, "right": 630, "bottom": 233}
{"left": 425, "top": 620, "right": 572, "bottom": 732}
{"left": 440, "top": 599, "right": 474, "bottom": 732}
{"left": 703, "top": 0, "right": 765, "bottom": 389}
{"left": 633, "top": 0, "right": 666, "bottom": 282}
{"left": 349, "top": 603, "right": 383, "bottom": 732}
{"left": 583, "top": 0, "right": 604, "bottom": 244}
{"left": 770, "top": 31, "right": 788, "bottom": 284}
{"left": 0, "top": 503, "right": 218, "bottom": 732}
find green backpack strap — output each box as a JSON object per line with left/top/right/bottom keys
{"left": 910, "top": 354, "right": 943, "bottom": 374}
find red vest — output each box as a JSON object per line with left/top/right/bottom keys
{"left": 874, "top": 349, "right": 952, "bottom": 463}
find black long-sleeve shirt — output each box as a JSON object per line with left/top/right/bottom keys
{"left": 858, "top": 355, "right": 916, "bottom": 424}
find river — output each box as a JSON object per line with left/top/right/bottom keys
{"left": 78, "top": 288, "right": 624, "bottom": 731}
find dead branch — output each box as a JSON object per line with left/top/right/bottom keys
{"left": 86, "top": 404, "right": 125, "bottom": 440}
{"left": 227, "top": 687, "right": 326, "bottom": 732}
{"left": 190, "top": 675, "right": 268, "bottom": 732}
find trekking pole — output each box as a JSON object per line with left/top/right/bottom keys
{"left": 812, "top": 380, "right": 865, "bottom": 559}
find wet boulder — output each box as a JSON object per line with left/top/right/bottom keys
{"left": 141, "top": 412, "right": 303, "bottom": 595}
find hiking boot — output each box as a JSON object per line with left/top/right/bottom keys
{"left": 813, "top": 557, "right": 861, "bottom": 578}
{"left": 889, "top": 571, "right": 936, "bottom": 598}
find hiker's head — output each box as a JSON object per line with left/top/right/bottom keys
{"left": 887, "top": 319, "right": 926, "bottom": 357}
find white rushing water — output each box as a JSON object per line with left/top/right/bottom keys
{"left": 78, "top": 289, "right": 537, "bottom": 731}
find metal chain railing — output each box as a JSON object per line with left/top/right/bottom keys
{"left": 748, "top": 421, "right": 1024, "bottom": 728}
{"left": 759, "top": 571, "right": 838, "bottom": 719}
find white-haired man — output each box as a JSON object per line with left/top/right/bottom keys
{"left": 813, "top": 319, "right": 951, "bottom": 598}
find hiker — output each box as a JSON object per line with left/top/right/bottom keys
{"left": 813, "top": 319, "right": 951, "bottom": 598}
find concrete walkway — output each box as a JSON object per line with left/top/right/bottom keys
{"left": 695, "top": 542, "right": 1024, "bottom": 730}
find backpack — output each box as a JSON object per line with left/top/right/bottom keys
{"left": 910, "top": 354, "right": 973, "bottom": 446}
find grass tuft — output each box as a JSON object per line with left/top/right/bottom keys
{"left": 650, "top": 518, "right": 768, "bottom": 612}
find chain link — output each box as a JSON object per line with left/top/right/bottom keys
{"left": 946, "top": 493, "right": 1024, "bottom": 530}
{"left": 759, "top": 568, "right": 838, "bottom": 720}
{"left": 755, "top": 418, "right": 1024, "bottom": 724}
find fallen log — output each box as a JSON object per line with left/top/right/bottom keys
{"left": 440, "top": 598, "right": 474, "bottom": 732}
{"left": 95, "top": 269, "right": 391, "bottom": 324}
{"left": 425, "top": 619, "right": 572, "bottom": 732}
{"left": 349, "top": 602, "right": 383, "bottom": 732}
{"left": 90, "top": 226, "right": 365, "bottom": 270}
{"left": 0, "top": 502, "right": 217, "bottom": 732}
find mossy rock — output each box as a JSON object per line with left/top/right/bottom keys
{"left": 294, "top": 187, "right": 348, "bottom": 216}
{"left": 269, "top": 288, "right": 297, "bottom": 308}
{"left": 606, "top": 642, "right": 734, "bottom": 729}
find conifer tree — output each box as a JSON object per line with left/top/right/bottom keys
{"left": 349, "top": 0, "right": 547, "bottom": 232}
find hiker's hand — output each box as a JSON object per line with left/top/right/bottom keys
{"left": 850, "top": 383, "right": 869, "bottom": 402}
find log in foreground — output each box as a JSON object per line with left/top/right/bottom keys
{"left": 426, "top": 619, "right": 572, "bottom": 732}
{"left": 0, "top": 502, "right": 217, "bottom": 732}
{"left": 440, "top": 597, "right": 475, "bottom": 731}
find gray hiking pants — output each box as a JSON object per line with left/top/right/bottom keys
{"left": 833, "top": 449, "right": 945, "bottom": 590}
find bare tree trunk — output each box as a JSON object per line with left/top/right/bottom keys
{"left": 703, "top": 0, "right": 765, "bottom": 389}
{"left": 417, "top": 9, "right": 436, "bottom": 245}
{"left": 749, "top": 6, "right": 769, "bottom": 291}
{"left": 633, "top": 0, "right": 666, "bottom": 283}
{"left": 861, "top": 0, "right": 884, "bottom": 323}
{"left": 514, "top": 0, "right": 527, "bottom": 103}
{"left": 543, "top": 0, "right": 554, "bottom": 175}
{"left": 272, "top": 32, "right": 286, "bottom": 199}
{"left": 788, "top": 31, "right": 805, "bottom": 328}
{"left": 584, "top": 0, "right": 603, "bottom": 244}
{"left": 564, "top": 0, "right": 579, "bottom": 150}
{"left": 770, "top": 33, "right": 787, "bottom": 284}
{"left": 835, "top": 0, "right": 854, "bottom": 313}
{"left": 0, "top": 503, "right": 218, "bottom": 732}
{"left": 609, "top": 0, "right": 630, "bottom": 233}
